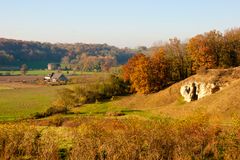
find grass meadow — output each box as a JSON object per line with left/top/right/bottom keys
{"left": 0, "top": 86, "right": 156, "bottom": 121}
{"left": 0, "top": 70, "right": 103, "bottom": 76}
{"left": 0, "top": 86, "right": 59, "bottom": 121}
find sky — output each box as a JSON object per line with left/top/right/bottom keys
{"left": 0, "top": 0, "right": 240, "bottom": 48}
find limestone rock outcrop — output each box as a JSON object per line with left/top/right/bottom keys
{"left": 180, "top": 67, "right": 240, "bottom": 102}
{"left": 180, "top": 82, "right": 220, "bottom": 102}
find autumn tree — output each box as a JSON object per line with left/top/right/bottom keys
{"left": 100, "top": 56, "right": 117, "bottom": 72}
{"left": 123, "top": 51, "right": 169, "bottom": 94}
{"left": 205, "top": 30, "right": 224, "bottom": 67}
{"left": 187, "top": 30, "right": 224, "bottom": 73}
{"left": 187, "top": 29, "right": 240, "bottom": 71}
{"left": 123, "top": 54, "right": 150, "bottom": 93}
{"left": 223, "top": 28, "right": 240, "bottom": 67}
{"left": 130, "top": 54, "right": 152, "bottom": 93}
{"left": 122, "top": 53, "right": 145, "bottom": 82}
{"left": 150, "top": 47, "right": 169, "bottom": 91}
{"left": 164, "top": 38, "right": 191, "bottom": 81}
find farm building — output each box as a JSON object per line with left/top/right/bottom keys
{"left": 47, "top": 63, "right": 61, "bottom": 70}
{"left": 44, "top": 73, "right": 68, "bottom": 83}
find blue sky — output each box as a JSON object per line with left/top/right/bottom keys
{"left": 0, "top": 0, "right": 239, "bottom": 48}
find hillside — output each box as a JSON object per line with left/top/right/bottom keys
{"left": 114, "top": 67, "right": 240, "bottom": 122}
{"left": 0, "top": 38, "right": 135, "bottom": 69}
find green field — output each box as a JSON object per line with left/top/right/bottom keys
{"left": 0, "top": 70, "right": 101, "bottom": 76}
{"left": 0, "top": 85, "right": 157, "bottom": 121}
{"left": 71, "top": 101, "right": 158, "bottom": 119}
{"left": 0, "top": 86, "right": 60, "bottom": 121}
{"left": 0, "top": 87, "right": 154, "bottom": 121}
{"left": 0, "top": 72, "right": 112, "bottom": 121}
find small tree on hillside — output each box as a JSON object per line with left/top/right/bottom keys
{"left": 20, "top": 64, "right": 28, "bottom": 75}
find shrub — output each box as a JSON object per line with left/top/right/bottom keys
{"left": 45, "top": 106, "right": 68, "bottom": 116}
{"left": 48, "top": 115, "right": 65, "bottom": 127}
{"left": 54, "top": 88, "right": 78, "bottom": 108}
{"left": 33, "top": 106, "right": 68, "bottom": 119}
{"left": 33, "top": 112, "right": 45, "bottom": 119}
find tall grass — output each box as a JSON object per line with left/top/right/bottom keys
{"left": 0, "top": 123, "right": 59, "bottom": 159}
{"left": 0, "top": 114, "right": 239, "bottom": 159}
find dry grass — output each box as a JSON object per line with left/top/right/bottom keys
{"left": 0, "top": 82, "right": 43, "bottom": 89}
{"left": 0, "top": 114, "right": 240, "bottom": 160}
{"left": 156, "top": 79, "right": 240, "bottom": 122}
{"left": 0, "top": 75, "right": 43, "bottom": 83}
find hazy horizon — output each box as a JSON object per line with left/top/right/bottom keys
{"left": 0, "top": 0, "right": 240, "bottom": 48}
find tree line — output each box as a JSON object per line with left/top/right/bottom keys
{"left": 123, "top": 28, "right": 240, "bottom": 94}
{"left": 59, "top": 43, "right": 134, "bottom": 71}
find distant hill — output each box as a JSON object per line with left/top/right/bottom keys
{"left": 0, "top": 38, "right": 136, "bottom": 69}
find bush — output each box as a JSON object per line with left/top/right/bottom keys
{"left": 48, "top": 115, "right": 65, "bottom": 127}
{"left": 45, "top": 106, "right": 68, "bottom": 116}
{"left": 33, "top": 106, "right": 68, "bottom": 119}
{"left": 53, "top": 88, "right": 78, "bottom": 108}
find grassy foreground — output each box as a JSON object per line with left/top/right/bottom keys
{"left": 0, "top": 114, "right": 239, "bottom": 160}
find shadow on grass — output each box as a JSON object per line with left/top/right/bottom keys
{"left": 75, "top": 109, "right": 143, "bottom": 116}
{"left": 121, "top": 109, "right": 143, "bottom": 113}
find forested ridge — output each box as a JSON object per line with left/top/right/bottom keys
{"left": 0, "top": 38, "right": 135, "bottom": 70}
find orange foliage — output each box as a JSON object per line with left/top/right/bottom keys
{"left": 123, "top": 28, "right": 240, "bottom": 94}
{"left": 187, "top": 30, "right": 224, "bottom": 72}
{"left": 123, "top": 50, "right": 168, "bottom": 94}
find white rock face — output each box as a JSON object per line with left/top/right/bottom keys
{"left": 180, "top": 82, "right": 220, "bottom": 102}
